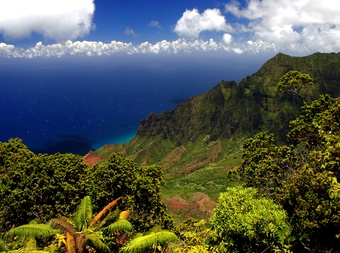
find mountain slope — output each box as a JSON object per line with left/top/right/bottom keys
{"left": 84, "top": 52, "right": 340, "bottom": 219}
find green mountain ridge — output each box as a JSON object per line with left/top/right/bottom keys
{"left": 84, "top": 52, "right": 340, "bottom": 219}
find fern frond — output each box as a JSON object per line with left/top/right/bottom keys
{"left": 85, "top": 232, "right": 111, "bottom": 253}
{"left": 74, "top": 196, "right": 93, "bottom": 231}
{"left": 65, "top": 232, "right": 76, "bottom": 253}
{"left": 119, "top": 231, "right": 178, "bottom": 253}
{"left": 106, "top": 220, "right": 133, "bottom": 234}
{"left": 49, "top": 218, "right": 77, "bottom": 236}
{"left": 5, "top": 224, "right": 60, "bottom": 239}
{"left": 89, "top": 196, "right": 122, "bottom": 228}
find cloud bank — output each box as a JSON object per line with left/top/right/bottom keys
{"left": 0, "top": 0, "right": 95, "bottom": 41}
{"left": 0, "top": 39, "right": 278, "bottom": 58}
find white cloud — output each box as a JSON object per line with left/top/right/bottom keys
{"left": 174, "top": 8, "right": 232, "bottom": 38}
{"left": 225, "top": 0, "right": 340, "bottom": 52}
{"left": 0, "top": 0, "right": 95, "bottom": 42}
{"left": 0, "top": 39, "right": 281, "bottom": 58}
{"left": 149, "top": 20, "right": 162, "bottom": 29}
{"left": 223, "top": 33, "right": 233, "bottom": 44}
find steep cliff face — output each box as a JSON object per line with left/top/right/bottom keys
{"left": 137, "top": 81, "right": 246, "bottom": 144}
{"left": 135, "top": 52, "right": 340, "bottom": 147}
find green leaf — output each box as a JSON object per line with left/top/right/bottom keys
{"left": 74, "top": 196, "right": 93, "bottom": 231}
{"left": 106, "top": 220, "right": 133, "bottom": 234}
{"left": 85, "top": 232, "right": 111, "bottom": 253}
{"left": 5, "top": 224, "right": 60, "bottom": 239}
{"left": 119, "top": 231, "right": 177, "bottom": 253}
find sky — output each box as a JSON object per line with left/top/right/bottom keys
{"left": 0, "top": 0, "right": 340, "bottom": 57}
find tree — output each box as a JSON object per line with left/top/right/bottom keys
{"left": 277, "top": 70, "right": 314, "bottom": 103}
{"left": 239, "top": 132, "right": 297, "bottom": 196}
{"left": 208, "top": 186, "right": 291, "bottom": 253}
{"left": 237, "top": 95, "right": 340, "bottom": 252}
{"left": 86, "top": 153, "right": 173, "bottom": 232}
{"left": 49, "top": 196, "right": 126, "bottom": 253}
{"left": 0, "top": 140, "right": 88, "bottom": 231}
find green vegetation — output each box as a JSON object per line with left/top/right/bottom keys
{"left": 2, "top": 53, "right": 340, "bottom": 252}
{"left": 277, "top": 70, "right": 314, "bottom": 102}
{"left": 3, "top": 196, "right": 176, "bottom": 253}
{"left": 237, "top": 94, "right": 340, "bottom": 252}
{"left": 85, "top": 52, "right": 340, "bottom": 221}
{"left": 0, "top": 141, "right": 172, "bottom": 234}
{"left": 209, "top": 186, "right": 291, "bottom": 253}
{"left": 0, "top": 139, "right": 87, "bottom": 231}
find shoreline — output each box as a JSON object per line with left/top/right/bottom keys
{"left": 92, "top": 132, "right": 136, "bottom": 151}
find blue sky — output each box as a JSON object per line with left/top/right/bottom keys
{"left": 1, "top": 0, "right": 340, "bottom": 57}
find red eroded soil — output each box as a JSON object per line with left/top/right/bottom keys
{"left": 164, "top": 192, "right": 217, "bottom": 220}
{"left": 83, "top": 151, "right": 105, "bottom": 167}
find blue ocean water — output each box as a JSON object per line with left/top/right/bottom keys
{"left": 0, "top": 53, "right": 267, "bottom": 155}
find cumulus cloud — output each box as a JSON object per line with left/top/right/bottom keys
{"left": 0, "top": 39, "right": 280, "bottom": 58}
{"left": 174, "top": 8, "right": 232, "bottom": 38}
{"left": 225, "top": 0, "right": 340, "bottom": 52}
{"left": 0, "top": 0, "right": 95, "bottom": 42}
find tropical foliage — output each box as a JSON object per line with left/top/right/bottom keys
{"left": 119, "top": 231, "right": 178, "bottom": 253}
{"left": 238, "top": 94, "right": 340, "bottom": 252}
{"left": 208, "top": 186, "right": 291, "bottom": 253}
{"left": 277, "top": 70, "right": 314, "bottom": 102}
{"left": 0, "top": 144, "right": 172, "bottom": 233}
{"left": 3, "top": 195, "right": 177, "bottom": 253}
{"left": 0, "top": 139, "right": 88, "bottom": 231}
{"left": 85, "top": 152, "right": 173, "bottom": 232}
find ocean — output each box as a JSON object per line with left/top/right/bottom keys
{"left": 0, "top": 53, "right": 267, "bottom": 155}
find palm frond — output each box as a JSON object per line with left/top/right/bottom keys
{"left": 6, "top": 250, "right": 49, "bottom": 253}
{"left": 89, "top": 196, "right": 122, "bottom": 228}
{"left": 74, "top": 196, "right": 93, "bottom": 231}
{"left": 65, "top": 232, "right": 76, "bottom": 253}
{"left": 85, "top": 232, "right": 111, "bottom": 253}
{"left": 49, "top": 218, "right": 77, "bottom": 236}
{"left": 5, "top": 224, "right": 60, "bottom": 239}
{"left": 119, "top": 231, "right": 178, "bottom": 253}
{"left": 106, "top": 220, "right": 133, "bottom": 234}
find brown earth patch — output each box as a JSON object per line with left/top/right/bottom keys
{"left": 162, "top": 145, "right": 186, "bottom": 169}
{"left": 83, "top": 150, "right": 105, "bottom": 167}
{"left": 164, "top": 192, "right": 217, "bottom": 220}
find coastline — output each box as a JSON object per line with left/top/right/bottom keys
{"left": 92, "top": 132, "right": 136, "bottom": 151}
